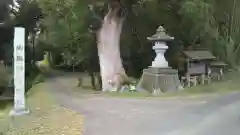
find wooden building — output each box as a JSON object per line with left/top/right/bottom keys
{"left": 209, "top": 61, "right": 227, "bottom": 81}
{"left": 180, "top": 50, "right": 216, "bottom": 87}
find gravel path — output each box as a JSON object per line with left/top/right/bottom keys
{"left": 46, "top": 75, "right": 240, "bottom": 135}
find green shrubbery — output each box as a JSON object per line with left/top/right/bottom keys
{"left": 0, "top": 63, "right": 9, "bottom": 94}
{"left": 25, "top": 64, "right": 46, "bottom": 92}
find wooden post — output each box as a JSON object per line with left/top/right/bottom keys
{"left": 220, "top": 68, "right": 223, "bottom": 80}
{"left": 207, "top": 67, "right": 212, "bottom": 84}
{"left": 186, "top": 73, "right": 190, "bottom": 88}
{"left": 181, "top": 76, "right": 185, "bottom": 87}
{"left": 201, "top": 74, "right": 205, "bottom": 85}
{"left": 193, "top": 77, "right": 197, "bottom": 86}
{"left": 186, "top": 59, "right": 191, "bottom": 87}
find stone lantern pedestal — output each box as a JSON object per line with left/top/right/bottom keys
{"left": 137, "top": 26, "right": 182, "bottom": 95}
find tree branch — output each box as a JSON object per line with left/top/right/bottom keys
{"left": 88, "top": 4, "right": 103, "bottom": 22}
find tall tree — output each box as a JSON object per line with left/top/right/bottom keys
{"left": 0, "top": 0, "right": 13, "bottom": 23}
{"left": 213, "top": 0, "right": 240, "bottom": 68}
{"left": 38, "top": 0, "right": 141, "bottom": 91}
{"left": 90, "top": 0, "right": 128, "bottom": 91}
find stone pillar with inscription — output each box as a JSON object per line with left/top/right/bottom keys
{"left": 137, "top": 26, "right": 183, "bottom": 95}
{"left": 9, "top": 27, "right": 30, "bottom": 116}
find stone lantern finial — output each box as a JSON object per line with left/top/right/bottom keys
{"left": 151, "top": 26, "right": 166, "bottom": 39}
{"left": 157, "top": 26, "right": 165, "bottom": 33}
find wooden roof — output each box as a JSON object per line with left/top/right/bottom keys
{"left": 183, "top": 50, "right": 216, "bottom": 60}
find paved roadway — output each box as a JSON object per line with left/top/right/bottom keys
{"left": 47, "top": 75, "right": 240, "bottom": 135}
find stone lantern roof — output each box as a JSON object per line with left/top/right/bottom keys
{"left": 147, "top": 26, "right": 174, "bottom": 41}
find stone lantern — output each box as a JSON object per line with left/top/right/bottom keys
{"left": 137, "top": 26, "right": 182, "bottom": 95}
{"left": 148, "top": 26, "right": 174, "bottom": 68}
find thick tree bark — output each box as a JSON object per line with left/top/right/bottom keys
{"left": 97, "top": 9, "right": 126, "bottom": 92}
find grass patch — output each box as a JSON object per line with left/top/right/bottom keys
{"left": 105, "top": 91, "right": 198, "bottom": 99}
{"left": 0, "top": 102, "right": 12, "bottom": 134}
{"left": 26, "top": 73, "right": 46, "bottom": 91}
{"left": 0, "top": 83, "right": 83, "bottom": 135}
{"left": 106, "top": 72, "right": 240, "bottom": 99}
{"left": 185, "top": 72, "right": 240, "bottom": 94}
{"left": 106, "top": 91, "right": 153, "bottom": 98}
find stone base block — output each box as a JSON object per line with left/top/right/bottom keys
{"left": 137, "top": 67, "right": 182, "bottom": 94}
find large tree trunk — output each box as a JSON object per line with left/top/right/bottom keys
{"left": 97, "top": 10, "right": 126, "bottom": 92}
